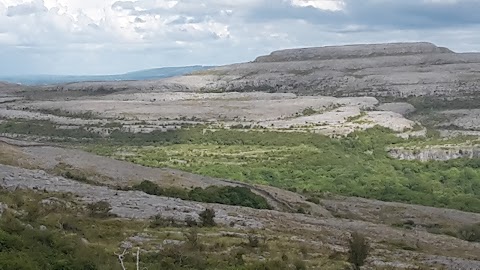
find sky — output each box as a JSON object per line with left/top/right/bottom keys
{"left": 1, "top": 0, "right": 480, "bottom": 75}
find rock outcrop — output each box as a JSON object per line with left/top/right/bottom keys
{"left": 388, "top": 145, "right": 480, "bottom": 161}
{"left": 254, "top": 42, "right": 452, "bottom": 62}
{"left": 0, "top": 82, "right": 24, "bottom": 96}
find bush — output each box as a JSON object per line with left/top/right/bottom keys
{"left": 458, "top": 223, "right": 480, "bottom": 242}
{"left": 150, "top": 214, "right": 176, "bottom": 228}
{"left": 293, "top": 258, "right": 307, "bottom": 270}
{"left": 348, "top": 232, "right": 370, "bottom": 270}
{"left": 302, "top": 107, "right": 318, "bottom": 116}
{"left": 190, "top": 186, "right": 271, "bottom": 209}
{"left": 185, "top": 216, "right": 198, "bottom": 227}
{"left": 247, "top": 234, "right": 260, "bottom": 248}
{"left": 155, "top": 245, "right": 207, "bottom": 269}
{"left": 0, "top": 215, "right": 114, "bottom": 269}
{"left": 247, "top": 259, "right": 290, "bottom": 270}
{"left": 133, "top": 180, "right": 271, "bottom": 209}
{"left": 199, "top": 208, "right": 216, "bottom": 227}
{"left": 183, "top": 228, "right": 200, "bottom": 250}
{"left": 105, "top": 127, "right": 480, "bottom": 214}
{"left": 86, "top": 201, "right": 112, "bottom": 218}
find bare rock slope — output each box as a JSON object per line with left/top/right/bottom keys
{"left": 48, "top": 42, "right": 480, "bottom": 100}
{"left": 162, "top": 42, "right": 480, "bottom": 98}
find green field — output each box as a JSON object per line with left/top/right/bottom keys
{"left": 90, "top": 127, "right": 480, "bottom": 213}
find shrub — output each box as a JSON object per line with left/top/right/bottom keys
{"left": 150, "top": 214, "right": 176, "bottom": 228}
{"left": 247, "top": 234, "right": 260, "bottom": 248}
{"left": 232, "top": 248, "right": 246, "bottom": 265}
{"left": 458, "top": 223, "right": 480, "bottom": 242}
{"left": 133, "top": 180, "right": 164, "bottom": 196}
{"left": 248, "top": 259, "right": 290, "bottom": 270}
{"left": 348, "top": 232, "right": 370, "bottom": 270}
{"left": 301, "top": 107, "right": 318, "bottom": 116}
{"left": 183, "top": 228, "right": 199, "bottom": 250}
{"left": 156, "top": 244, "right": 207, "bottom": 269}
{"left": 185, "top": 216, "right": 198, "bottom": 227}
{"left": 306, "top": 196, "right": 320, "bottom": 204}
{"left": 0, "top": 214, "right": 114, "bottom": 269}
{"left": 86, "top": 201, "right": 112, "bottom": 218}
{"left": 190, "top": 186, "right": 271, "bottom": 209}
{"left": 133, "top": 180, "right": 271, "bottom": 209}
{"left": 293, "top": 258, "right": 307, "bottom": 270}
{"left": 24, "top": 202, "right": 43, "bottom": 222}
{"left": 199, "top": 208, "right": 216, "bottom": 227}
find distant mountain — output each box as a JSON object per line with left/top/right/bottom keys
{"left": 0, "top": 66, "right": 214, "bottom": 86}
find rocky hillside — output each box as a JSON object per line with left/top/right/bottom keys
{"left": 34, "top": 42, "right": 480, "bottom": 100}
{"left": 2, "top": 137, "right": 480, "bottom": 269}
{"left": 163, "top": 42, "right": 480, "bottom": 98}
{"left": 0, "top": 82, "right": 24, "bottom": 96}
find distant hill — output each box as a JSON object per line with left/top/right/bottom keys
{"left": 0, "top": 66, "right": 214, "bottom": 86}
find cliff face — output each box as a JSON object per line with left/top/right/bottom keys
{"left": 388, "top": 146, "right": 480, "bottom": 161}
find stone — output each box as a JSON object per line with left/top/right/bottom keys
{"left": 162, "top": 239, "right": 185, "bottom": 246}
{"left": 0, "top": 202, "right": 8, "bottom": 217}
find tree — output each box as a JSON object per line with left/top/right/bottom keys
{"left": 348, "top": 232, "right": 369, "bottom": 270}
{"left": 199, "top": 208, "right": 216, "bottom": 227}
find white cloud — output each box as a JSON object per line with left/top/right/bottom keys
{"left": 290, "top": 0, "right": 345, "bottom": 11}
{"left": 0, "top": 0, "right": 479, "bottom": 75}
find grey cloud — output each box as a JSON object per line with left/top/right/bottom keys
{"left": 244, "top": 0, "right": 480, "bottom": 30}
{"left": 6, "top": 1, "right": 47, "bottom": 17}
{"left": 2, "top": 0, "right": 480, "bottom": 76}
{"left": 167, "top": 16, "right": 204, "bottom": 25}
{"left": 345, "top": 0, "right": 480, "bottom": 28}
{"left": 111, "top": 1, "right": 136, "bottom": 11}
{"left": 134, "top": 17, "right": 146, "bottom": 23}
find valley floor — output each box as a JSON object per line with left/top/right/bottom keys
{"left": 1, "top": 86, "right": 480, "bottom": 269}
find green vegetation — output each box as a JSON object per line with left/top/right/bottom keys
{"left": 32, "top": 108, "right": 100, "bottom": 119}
{"left": 132, "top": 180, "right": 271, "bottom": 209}
{"left": 401, "top": 96, "right": 480, "bottom": 112}
{"left": 458, "top": 223, "right": 480, "bottom": 242}
{"left": 0, "top": 189, "right": 116, "bottom": 269}
{"left": 301, "top": 107, "right": 318, "bottom": 116}
{"left": 199, "top": 208, "right": 216, "bottom": 227}
{"left": 0, "top": 119, "right": 100, "bottom": 141}
{"left": 0, "top": 188, "right": 344, "bottom": 270}
{"left": 3, "top": 116, "right": 480, "bottom": 213}
{"left": 89, "top": 127, "right": 480, "bottom": 213}
{"left": 0, "top": 216, "right": 113, "bottom": 270}
{"left": 346, "top": 111, "right": 367, "bottom": 123}
{"left": 348, "top": 232, "right": 369, "bottom": 270}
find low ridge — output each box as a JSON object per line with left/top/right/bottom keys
{"left": 254, "top": 42, "right": 453, "bottom": 62}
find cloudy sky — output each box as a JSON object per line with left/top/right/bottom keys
{"left": 1, "top": 0, "right": 479, "bottom": 75}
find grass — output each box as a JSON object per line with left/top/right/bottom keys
{"left": 0, "top": 119, "right": 100, "bottom": 142}
{"left": 3, "top": 116, "right": 480, "bottom": 213}
{"left": 0, "top": 143, "right": 36, "bottom": 168}
{"left": 32, "top": 108, "right": 101, "bottom": 119}
{"left": 89, "top": 127, "right": 480, "bottom": 213}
